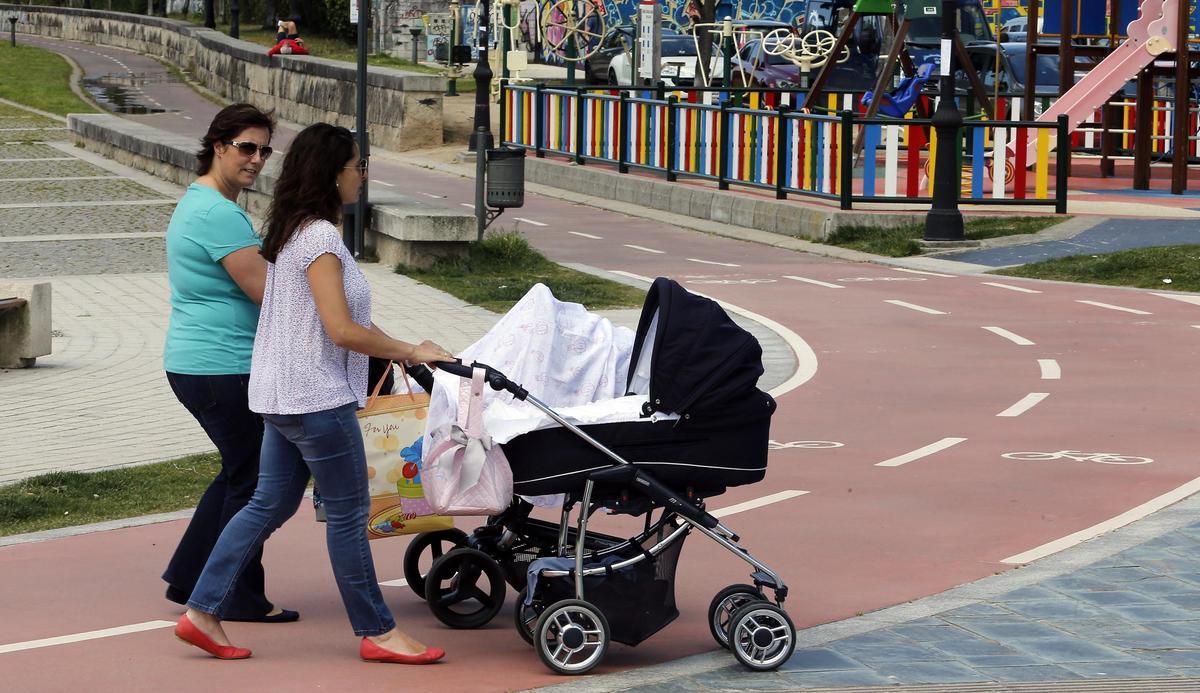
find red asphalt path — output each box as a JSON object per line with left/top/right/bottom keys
{"left": 4, "top": 32, "right": 1200, "bottom": 692}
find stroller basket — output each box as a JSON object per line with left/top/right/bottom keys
{"left": 530, "top": 524, "right": 688, "bottom": 647}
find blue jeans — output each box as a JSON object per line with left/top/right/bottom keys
{"left": 187, "top": 402, "right": 396, "bottom": 637}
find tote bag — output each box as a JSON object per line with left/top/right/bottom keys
{"left": 359, "top": 363, "right": 455, "bottom": 539}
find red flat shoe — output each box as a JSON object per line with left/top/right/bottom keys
{"left": 175, "top": 614, "right": 252, "bottom": 660}
{"left": 360, "top": 637, "right": 444, "bottom": 664}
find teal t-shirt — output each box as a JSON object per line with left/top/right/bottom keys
{"left": 164, "top": 183, "right": 262, "bottom": 375}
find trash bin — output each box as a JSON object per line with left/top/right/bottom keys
{"left": 486, "top": 146, "right": 525, "bottom": 209}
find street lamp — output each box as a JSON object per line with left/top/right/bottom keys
{"left": 923, "top": 0, "right": 964, "bottom": 242}
{"left": 8, "top": 15, "right": 17, "bottom": 48}
{"left": 470, "top": 0, "right": 494, "bottom": 154}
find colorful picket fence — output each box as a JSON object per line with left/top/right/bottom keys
{"left": 501, "top": 84, "right": 1067, "bottom": 211}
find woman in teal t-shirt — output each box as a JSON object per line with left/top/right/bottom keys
{"left": 162, "top": 103, "right": 295, "bottom": 623}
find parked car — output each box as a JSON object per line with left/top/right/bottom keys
{"left": 607, "top": 29, "right": 702, "bottom": 86}
{"left": 586, "top": 25, "right": 635, "bottom": 84}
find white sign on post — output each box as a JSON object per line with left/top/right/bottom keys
{"left": 350, "top": 0, "right": 359, "bottom": 25}
{"left": 636, "top": 0, "right": 660, "bottom": 84}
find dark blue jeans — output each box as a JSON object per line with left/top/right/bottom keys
{"left": 163, "top": 372, "right": 273, "bottom": 619}
{"left": 187, "top": 403, "right": 396, "bottom": 636}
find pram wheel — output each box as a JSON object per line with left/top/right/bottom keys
{"left": 727, "top": 602, "right": 796, "bottom": 671}
{"left": 708, "top": 584, "right": 766, "bottom": 649}
{"left": 534, "top": 599, "right": 610, "bottom": 675}
{"left": 425, "top": 547, "right": 507, "bottom": 629}
{"left": 513, "top": 587, "right": 539, "bottom": 646}
{"left": 403, "top": 528, "right": 469, "bottom": 600}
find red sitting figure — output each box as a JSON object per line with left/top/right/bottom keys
{"left": 268, "top": 15, "right": 308, "bottom": 56}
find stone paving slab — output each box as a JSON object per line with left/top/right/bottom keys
{"left": 0, "top": 158, "right": 112, "bottom": 178}
{"left": 0, "top": 204, "right": 174, "bottom": 238}
{"left": 0, "top": 177, "right": 168, "bottom": 204}
{"left": 0, "top": 142, "right": 70, "bottom": 159}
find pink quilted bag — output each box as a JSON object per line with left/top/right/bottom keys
{"left": 423, "top": 366, "right": 513, "bottom": 516}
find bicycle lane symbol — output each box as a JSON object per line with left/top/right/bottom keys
{"left": 769, "top": 440, "right": 844, "bottom": 450}
{"left": 1002, "top": 450, "right": 1153, "bottom": 465}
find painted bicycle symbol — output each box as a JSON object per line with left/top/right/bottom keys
{"left": 1002, "top": 450, "right": 1153, "bottom": 465}
{"left": 769, "top": 440, "right": 844, "bottom": 450}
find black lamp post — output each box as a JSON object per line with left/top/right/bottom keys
{"left": 8, "top": 16, "right": 17, "bottom": 47}
{"left": 470, "top": 0, "right": 494, "bottom": 154}
{"left": 923, "top": 0, "right": 964, "bottom": 241}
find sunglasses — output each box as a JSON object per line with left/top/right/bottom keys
{"left": 344, "top": 158, "right": 368, "bottom": 173}
{"left": 224, "top": 140, "right": 274, "bottom": 160}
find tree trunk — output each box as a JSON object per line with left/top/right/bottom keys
{"left": 204, "top": 0, "right": 216, "bottom": 28}
{"left": 262, "top": 0, "right": 277, "bottom": 31}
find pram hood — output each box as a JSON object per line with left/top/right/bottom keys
{"left": 627, "top": 277, "right": 765, "bottom": 419}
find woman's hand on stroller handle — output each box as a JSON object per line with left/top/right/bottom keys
{"left": 408, "top": 340, "right": 455, "bottom": 366}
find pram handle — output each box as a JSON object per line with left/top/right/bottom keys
{"left": 402, "top": 362, "right": 436, "bottom": 392}
{"left": 433, "top": 360, "right": 530, "bottom": 401}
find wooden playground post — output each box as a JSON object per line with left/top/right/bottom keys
{"left": 1023, "top": 0, "right": 1040, "bottom": 120}
{"left": 1133, "top": 66, "right": 1153, "bottom": 189}
{"left": 1058, "top": 0, "right": 1076, "bottom": 177}
{"left": 1170, "top": 0, "right": 1190, "bottom": 194}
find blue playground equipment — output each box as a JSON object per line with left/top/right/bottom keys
{"left": 861, "top": 62, "right": 935, "bottom": 117}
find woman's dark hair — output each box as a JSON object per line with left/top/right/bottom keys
{"left": 261, "top": 123, "right": 356, "bottom": 263}
{"left": 196, "top": 103, "right": 276, "bottom": 175}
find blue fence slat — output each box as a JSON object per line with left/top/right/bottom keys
{"left": 862, "top": 124, "right": 880, "bottom": 196}
{"left": 971, "top": 127, "right": 986, "bottom": 199}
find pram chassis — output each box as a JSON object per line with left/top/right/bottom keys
{"left": 429, "top": 360, "right": 797, "bottom": 674}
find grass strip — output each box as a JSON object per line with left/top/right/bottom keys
{"left": 396, "top": 231, "right": 645, "bottom": 313}
{"left": 992, "top": 244, "right": 1200, "bottom": 292}
{"left": 0, "top": 453, "right": 220, "bottom": 537}
{"left": 823, "top": 216, "right": 1066, "bottom": 257}
{"left": 0, "top": 43, "right": 100, "bottom": 116}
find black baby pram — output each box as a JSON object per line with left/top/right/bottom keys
{"left": 403, "top": 278, "right": 795, "bottom": 674}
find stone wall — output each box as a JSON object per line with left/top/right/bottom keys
{"left": 3, "top": 4, "right": 445, "bottom": 151}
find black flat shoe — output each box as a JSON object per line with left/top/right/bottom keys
{"left": 224, "top": 609, "right": 300, "bottom": 623}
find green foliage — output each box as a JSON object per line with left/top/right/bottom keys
{"left": 396, "top": 231, "right": 645, "bottom": 313}
{"left": 993, "top": 245, "right": 1200, "bottom": 292}
{"left": 0, "top": 453, "right": 222, "bottom": 536}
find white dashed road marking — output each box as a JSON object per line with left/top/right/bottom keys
{"left": 513, "top": 217, "right": 546, "bottom": 226}
{"left": 885, "top": 300, "right": 947, "bottom": 315}
{"left": 783, "top": 275, "right": 844, "bottom": 289}
{"left": 0, "top": 620, "right": 174, "bottom": 655}
{"left": 982, "top": 326, "right": 1034, "bottom": 346}
{"left": 687, "top": 258, "right": 740, "bottom": 267}
{"left": 876, "top": 437, "right": 968, "bottom": 467}
{"left": 568, "top": 231, "right": 602, "bottom": 239}
{"left": 379, "top": 578, "right": 409, "bottom": 588}
{"left": 459, "top": 203, "right": 474, "bottom": 208}
{"left": 1076, "top": 300, "right": 1152, "bottom": 315}
{"left": 982, "top": 281, "right": 1042, "bottom": 294}
{"left": 1038, "top": 359, "right": 1061, "bottom": 379}
{"left": 624, "top": 244, "right": 665, "bottom": 254}
{"left": 997, "top": 393, "right": 1049, "bottom": 417}
{"left": 374, "top": 180, "right": 395, "bottom": 187}
{"left": 710, "top": 490, "right": 809, "bottom": 518}
{"left": 418, "top": 192, "right": 442, "bottom": 198}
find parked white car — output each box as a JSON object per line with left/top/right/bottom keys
{"left": 605, "top": 31, "right": 700, "bottom": 86}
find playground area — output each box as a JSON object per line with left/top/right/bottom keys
{"left": 478, "top": 0, "right": 1200, "bottom": 207}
